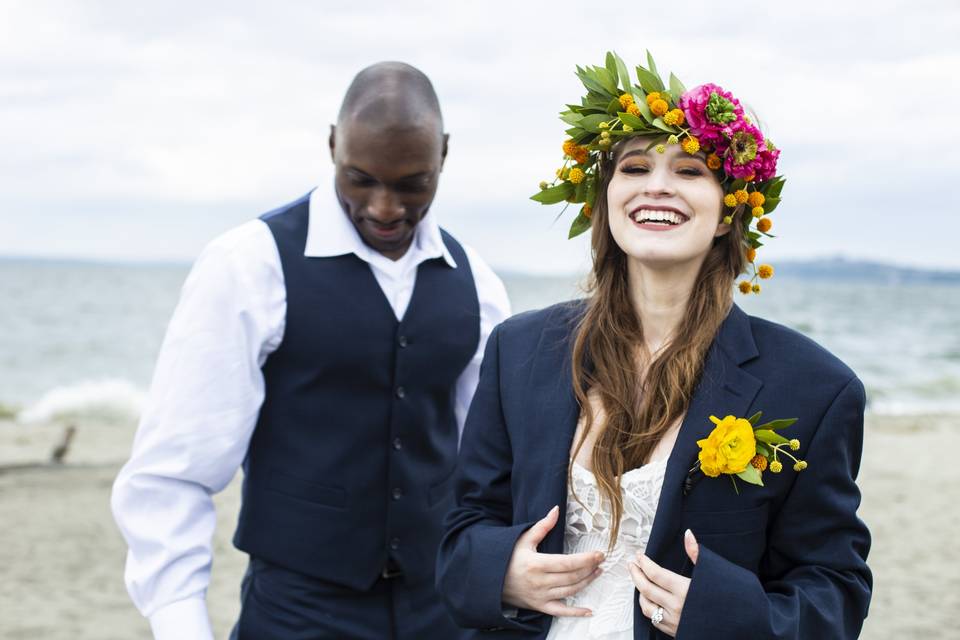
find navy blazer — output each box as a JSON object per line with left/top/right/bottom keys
{"left": 437, "top": 301, "right": 871, "bottom": 639}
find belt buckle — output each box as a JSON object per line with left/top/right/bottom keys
{"left": 381, "top": 564, "right": 403, "bottom": 580}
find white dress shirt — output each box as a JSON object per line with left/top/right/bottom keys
{"left": 110, "top": 182, "right": 511, "bottom": 640}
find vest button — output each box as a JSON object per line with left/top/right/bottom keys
{"left": 392, "top": 487, "right": 403, "bottom": 500}
{"left": 396, "top": 386, "right": 406, "bottom": 399}
{"left": 390, "top": 537, "right": 400, "bottom": 550}
{"left": 392, "top": 437, "right": 402, "bottom": 450}
{"left": 398, "top": 335, "right": 408, "bottom": 348}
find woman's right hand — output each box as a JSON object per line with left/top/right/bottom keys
{"left": 501, "top": 506, "right": 605, "bottom": 617}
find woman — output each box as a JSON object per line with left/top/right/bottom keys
{"left": 437, "top": 52, "right": 871, "bottom": 639}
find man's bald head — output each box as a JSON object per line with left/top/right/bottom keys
{"left": 335, "top": 61, "right": 443, "bottom": 139}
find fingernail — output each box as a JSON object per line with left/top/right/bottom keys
{"left": 685, "top": 528, "right": 695, "bottom": 542}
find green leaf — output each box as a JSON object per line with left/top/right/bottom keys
{"left": 755, "top": 429, "right": 790, "bottom": 446}
{"left": 593, "top": 66, "right": 619, "bottom": 96}
{"left": 763, "top": 197, "right": 781, "bottom": 214}
{"left": 766, "top": 177, "right": 786, "bottom": 199}
{"left": 585, "top": 176, "right": 597, "bottom": 207}
{"left": 574, "top": 178, "right": 587, "bottom": 202}
{"left": 578, "top": 114, "right": 612, "bottom": 133}
{"left": 736, "top": 464, "right": 764, "bottom": 486}
{"left": 669, "top": 72, "right": 687, "bottom": 100}
{"left": 754, "top": 418, "right": 798, "bottom": 432}
{"left": 635, "top": 65, "right": 664, "bottom": 94}
{"left": 617, "top": 111, "right": 646, "bottom": 130}
{"left": 646, "top": 50, "right": 659, "bottom": 80}
{"left": 747, "top": 411, "right": 763, "bottom": 425}
{"left": 633, "top": 97, "right": 654, "bottom": 123}
{"left": 613, "top": 53, "right": 631, "bottom": 94}
{"left": 731, "top": 179, "right": 747, "bottom": 192}
{"left": 531, "top": 181, "right": 574, "bottom": 204}
{"left": 606, "top": 98, "right": 622, "bottom": 115}
{"left": 568, "top": 212, "right": 592, "bottom": 238}
{"left": 604, "top": 52, "right": 618, "bottom": 85}
{"left": 576, "top": 67, "right": 608, "bottom": 96}
{"left": 755, "top": 442, "right": 773, "bottom": 458}
{"left": 564, "top": 126, "right": 584, "bottom": 138}
{"left": 560, "top": 111, "right": 584, "bottom": 126}
{"left": 651, "top": 117, "right": 674, "bottom": 133}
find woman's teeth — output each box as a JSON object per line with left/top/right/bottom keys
{"left": 631, "top": 209, "right": 687, "bottom": 225}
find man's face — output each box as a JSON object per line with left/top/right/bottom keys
{"left": 330, "top": 120, "right": 447, "bottom": 260}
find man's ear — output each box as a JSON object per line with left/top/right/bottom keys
{"left": 440, "top": 133, "right": 449, "bottom": 171}
{"left": 328, "top": 125, "right": 337, "bottom": 163}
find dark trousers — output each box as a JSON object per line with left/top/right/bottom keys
{"left": 230, "top": 557, "right": 466, "bottom": 640}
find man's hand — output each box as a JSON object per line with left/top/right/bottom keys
{"left": 501, "top": 506, "right": 605, "bottom": 617}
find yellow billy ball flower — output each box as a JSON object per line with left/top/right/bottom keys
{"left": 770, "top": 459, "right": 783, "bottom": 473}
{"left": 723, "top": 194, "right": 738, "bottom": 207}
{"left": 663, "top": 108, "right": 685, "bottom": 126}
{"left": 655, "top": 144, "right": 666, "bottom": 154}
{"left": 707, "top": 153, "right": 722, "bottom": 170}
{"left": 539, "top": 181, "right": 549, "bottom": 190}
{"left": 599, "top": 121, "right": 610, "bottom": 129}
{"left": 752, "top": 206, "right": 765, "bottom": 218}
{"left": 723, "top": 215, "right": 733, "bottom": 225}
{"left": 582, "top": 204, "right": 593, "bottom": 219}
{"left": 752, "top": 283, "right": 761, "bottom": 293}
{"left": 750, "top": 454, "right": 768, "bottom": 472}
{"left": 746, "top": 248, "right": 757, "bottom": 262}
{"left": 622, "top": 124, "right": 634, "bottom": 132}
{"left": 681, "top": 136, "right": 700, "bottom": 155}
{"left": 651, "top": 98, "right": 669, "bottom": 117}
{"left": 757, "top": 217, "right": 772, "bottom": 233}
{"left": 667, "top": 134, "right": 679, "bottom": 145}
{"left": 562, "top": 139, "right": 577, "bottom": 157}
{"left": 734, "top": 189, "right": 749, "bottom": 204}
{"left": 697, "top": 415, "right": 757, "bottom": 477}
{"left": 758, "top": 264, "right": 774, "bottom": 279}
{"left": 619, "top": 93, "right": 634, "bottom": 109}
{"left": 568, "top": 167, "right": 585, "bottom": 184}
{"left": 748, "top": 191, "right": 766, "bottom": 208}
{"left": 793, "top": 460, "right": 808, "bottom": 471}
{"left": 627, "top": 103, "right": 642, "bottom": 117}
{"left": 645, "top": 91, "right": 661, "bottom": 106}
{"left": 738, "top": 280, "right": 753, "bottom": 294}
{"left": 790, "top": 439, "right": 801, "bottom": 451}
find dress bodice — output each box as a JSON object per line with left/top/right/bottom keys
{"left": 545, "top": 458, "right": 667, "bottom": 640}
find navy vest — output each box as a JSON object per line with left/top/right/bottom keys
{"left": 233, "top": 193, "right": 480, "bottom": 589}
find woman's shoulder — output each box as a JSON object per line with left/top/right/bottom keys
{"left": 744, "top": 311, "right": 857, "bottom": 385}
{"left": 498, "top": 298, "right": 587, "bottom": 335}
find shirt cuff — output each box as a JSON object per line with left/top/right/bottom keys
{"left": 148, "top": 596, "right": 214, "bottom": 640}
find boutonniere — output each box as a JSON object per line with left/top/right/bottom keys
{"left": 683, "top": 412, "right": 805, "bottom": 495}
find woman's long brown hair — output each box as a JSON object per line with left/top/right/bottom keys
{"left": 570, "top": 147, "right": 747, "bottom": 549}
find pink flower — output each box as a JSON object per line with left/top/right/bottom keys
{"left": 754, "top": 144, "right": 780, "bottom": 182}
{"left": 679, "top": 83, "right": 744, "bottom": 147}
{"left": 722, "top": 119, "right": 766, "bottom": 180}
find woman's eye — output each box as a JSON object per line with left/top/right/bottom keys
{"left": 620, "top": 165, "right": 649, "bottom": 174}
{"left": 678, "top": 167, "right": 704, "bottom": 176}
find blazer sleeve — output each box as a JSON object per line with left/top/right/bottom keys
{"left": 436, "top": 323, "right": 543, "bottom": 632}
{"left": 676, "top": 376, "right": 872, "bottom": 640}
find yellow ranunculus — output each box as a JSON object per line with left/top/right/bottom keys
{"left": 696, "top": 415, "right": 757, "bottom": 477}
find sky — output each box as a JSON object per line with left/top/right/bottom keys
{"left": 1, "top": 0, "right": 958, "bottom": 274}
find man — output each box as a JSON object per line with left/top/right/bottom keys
{"left": 111, "top": 61, "right": 510, "bottom": 639}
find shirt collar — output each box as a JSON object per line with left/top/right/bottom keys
{"left": 304, "top": 179, "right": 457, "bottom": 269}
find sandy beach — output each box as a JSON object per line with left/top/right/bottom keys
{"left": 1, "top": 413, "right": 957, "bottom": 639}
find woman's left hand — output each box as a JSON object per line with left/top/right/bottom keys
{"left": 627, "top": 529, "right": 700, "bottom": 638}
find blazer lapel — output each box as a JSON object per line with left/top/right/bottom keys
{"left": 645, "top": 305, "right": 763, "bottom": 563}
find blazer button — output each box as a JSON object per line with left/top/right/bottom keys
{"left": 395, "top": 386, "right": 406, "bottom": 399}
{"left": 390, "top": 537, "right": 400, "bottom": 550}
{"left": 392, "top": 437, "right": 402, "bottom": 450}
{"left": 398, "top": 335, "right": 408, "bottom": 348}
{"left": 392, "top": 487, "right": 403, "bottom": 500}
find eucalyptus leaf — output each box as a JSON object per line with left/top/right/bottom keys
{"left": 576, "top": 68, "right": 608, "bottom": 96}
{"left": 646, "top": 50, "right": 660, "bottom": 80}
{"left": 763, "top": 197, "right": 781, "bottom": 214}
{"left": 614, "top": 53, "right": 631, "bottom": 93}
{"left": 748, "top": 411, "right": 763, "bottom": 425}
{"left": 579, "top": 114, "right": 613, "bottom": 133}
{"left": 605, "top": 52, "right": 618, "bottom": 84}
{"left": 767, "top": 177, "right": 786, "bottom": 199}
{"left": 756, "top": 442, "right": 773, "bottom": 458}
{"left": 617, "top": 112, "right": 647, "bottom": 130}
{"left": 651, "top": 117, "right": 674, "bottom": 133}
{"left": 736, "top": 464, "right": 764, "bottom": 486}
{"left": 574, "top": 179, "right": 587, "bottom": 202}
{"left": 568, "top": 212, "right": 592, "bottom": 238}
{"left": 593, "top": 66, "right": 619, "bottom": 96}
{"left": 669, "top": 72, "right": 687, "bottom": 99}
{"left": 755, "top": 429, "right": 790, "bottom": 446}
{"left": 635, "top": 66, "right": 664, "bottom": 94}
{"left": 754, "top": 418, "right": 798, "bottom": 432}
{"left": 606, "top": 98, "right": 622, "bottom": 115}
{"left": 531, "top": 182, "right": 574, "bottom": 204}
{"left": 560, "top": 112, "right": 584, "bottom": 126}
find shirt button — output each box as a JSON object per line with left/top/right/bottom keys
{"left": 398, "top": 335, "right": 408, "bottom": 348}
{"left": 396, "top": 386, "right": 406, "bottom": 399}
{"left": 392, "top": 437, "right": 402, "bottom": 450}
{"left": 392, "top": 487, "right": 403, "bottom": 500}
{"left": 390, "top": 537, "right": 400, "bottom": 550}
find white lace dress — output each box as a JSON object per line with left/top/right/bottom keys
{"left": 545, "top": 458, "right": 668, "bottom": 640}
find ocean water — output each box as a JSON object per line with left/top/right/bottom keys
{"left": 1, "top": 259, "right": 958, "bottom": 423}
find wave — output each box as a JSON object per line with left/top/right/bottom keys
{"left": 16, "top": 378, "right": 145, "bottom": 424}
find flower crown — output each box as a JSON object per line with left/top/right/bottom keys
{"left": 531, "top": 51, "right": 786, "bottom": 294}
